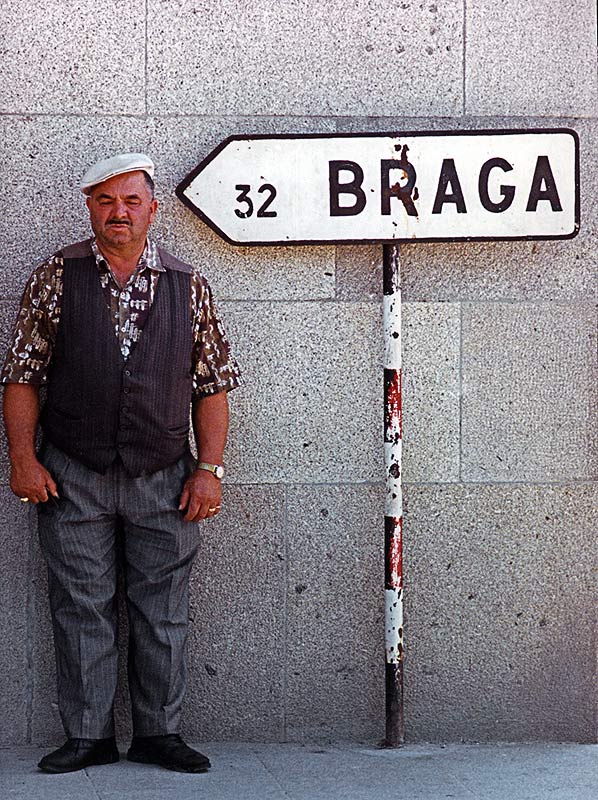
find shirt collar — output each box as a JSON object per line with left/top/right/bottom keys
{"left": 90, "top": 237, "right": 166, "bottom": 273}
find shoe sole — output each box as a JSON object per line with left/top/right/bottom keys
{"left": 38, "top": 753, "right": 120, "bottom": 774}
{"left": 127, "top": 752, "right": 210, "bottom": 773}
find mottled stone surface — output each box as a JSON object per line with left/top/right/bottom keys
{"left": 183, "top": 486, "right": 286, "bottom": 741}
{"left": 461, "top": 302, "right": 597, "bottom": 482}
{"left": 0, "top": 491, "right": 31, "bottom": 745}
{"left": 285, "top": 485, "right": 385, "bottom": 741}
{"left": 402, "top": 303, "right": 460, "bottom": 483}
{"left": 222, "top": 301, "right": 384, "bottom": 484}
{"left": 335, "top": 245, "right": 382, "bottom": 302}
{"left": 403, "top": 483, "right": 598, "bottom": 742}
{"left": 224, "top": 299, "right": 460, "bottom": 485}
{"left": 147, "top": 0, "right": 463, "bottom": 116}
{"left": 466, "top": 1, "right": 598, "bottom": 116}
{"left": 0, "top": 1, "right": 145, "bottom": 114}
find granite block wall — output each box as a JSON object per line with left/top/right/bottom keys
{"left": 0, "top": 1, "right": 596, "bottom": 745}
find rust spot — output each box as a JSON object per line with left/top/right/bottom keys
{"left": 384, "top": 368, "right": 403, "bottom": 440}
{"left": 385, "top": 516, "right": 403, "bottom": 588}
{"left": 388, "top": 144, "right": 418, "bottom": 217}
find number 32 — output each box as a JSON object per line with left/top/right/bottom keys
{"left": 234, "top": 184, "right": 277, "bottom": 218}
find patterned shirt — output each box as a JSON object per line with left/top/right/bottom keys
{"left": 1, "top": 238, "right": 241, "bottom": 397}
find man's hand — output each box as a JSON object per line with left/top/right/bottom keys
{"left": 10, "top": 455, "right": 59, "bottom": 504}
{"left": 178, "top": 469, "right": 222, "bottom": 522}
{"left": 3, "top": 383, "right": 58, "bottom": 504}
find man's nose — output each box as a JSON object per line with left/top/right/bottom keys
{"left": 112, "top": 199, "right": 129, "bottom": 217}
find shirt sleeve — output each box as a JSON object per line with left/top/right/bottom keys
{"left": 190, "top": 270, "right": 242, "bottom": 397}
{"left": 1, "top": 255, "right": 63, "bottom": 384}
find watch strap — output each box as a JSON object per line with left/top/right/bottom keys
{"left": 197, "top": 462, "right": 225, "bottom": 479}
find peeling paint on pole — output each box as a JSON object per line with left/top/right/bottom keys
{"left": 383, "top": 244, "right": 404, "bottom": 747}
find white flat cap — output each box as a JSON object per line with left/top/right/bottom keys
{"left": 81, "top": 153, "right": 155, "bottom": 194}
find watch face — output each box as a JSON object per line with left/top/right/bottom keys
{"left": 215, "top": 465, "right": 225, "bottom": 479}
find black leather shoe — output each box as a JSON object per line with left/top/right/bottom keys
{"left": 38, "top": 737, "right": 119, "bottom": 773}
{"left": 127, "top": 734, "right": 211, "bottom": 773}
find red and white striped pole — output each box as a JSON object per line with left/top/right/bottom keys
{"left": 383, "top": 243, "right": 404, "bottom": 747}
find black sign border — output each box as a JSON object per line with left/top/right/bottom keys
{"left": 175, "top": 128, "right": 580, "bottom": 247}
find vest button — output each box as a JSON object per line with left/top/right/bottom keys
{"left": 123, "top": 388, "right": 130, "bottom": 394}
{"left": 124, "top": 369, "right": 131, "bottom": 376}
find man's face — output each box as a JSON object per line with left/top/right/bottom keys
{"left": 86, "top": 171, "right": 158, "bottom": 252}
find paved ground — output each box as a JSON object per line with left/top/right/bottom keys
{"left": 1, "top": 742, "right": 597, "bottom": 799}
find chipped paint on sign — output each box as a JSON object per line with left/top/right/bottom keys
{"left": 384, "top": 368, "right": 402, "bottom": 443}
{"left": 385, "top": 587, "right": 404, "bottom": 664}
{"left": 384, "top": 295, "right": 401, "bottom": 366}
{"left": 385, "top": 515, "right": 403, "bottom": 591}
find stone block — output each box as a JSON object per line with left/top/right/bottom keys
{"left": 336, "top": 117, "right": 596, "bottom": 303}
{"left": 462, "top": 302, "right": 597, "bottom": 482}
{"left": 466, "top": 1, "right": 598, "bottom": 116}
{"left": 0, "top": 116, "right": 149, "bottom": 298}
{"left": 402, "top": 303, "right": 460, "bottom": 483}
{"left": 182, "top": 485, "right": 286, "bottom": 740}
{"left": 0, "top": 490, "right": 31, "bottom": 745}
{"left": 147, "top": 0, "right": 463, "bottom": 116}
{"left": 222, "top": 301, "right": 384, "bottom": 484}
{"left": 403, "top": 483, "right": 598, "bottom": 742}
{"left": 224, "top": 300, "right": 459, "bottom": 484}
{"left": 335, "top": 246, "right": 382, "bottom": 302}
{"left": 285, "top": 485, "right": 385, "bottom": 741}
{"left": 0, "top": 1, "right": 145, "bottom": 114}
{"left": 147, "top": 116, "right": 337, "bottom": 301}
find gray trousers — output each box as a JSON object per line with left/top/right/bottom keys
{"left": 37, "top": 440, "right": 199, "bottom": 739}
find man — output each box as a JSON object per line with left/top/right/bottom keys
{"left": 2, "top": 153, "right": 241, "bottom": 774}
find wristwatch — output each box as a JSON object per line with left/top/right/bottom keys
{"left": 197, "top": 462, "right": 225, "bottom": 480}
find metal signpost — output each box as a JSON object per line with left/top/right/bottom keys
{"left": 176, "top": 129, "right": 579, "bottom": 747}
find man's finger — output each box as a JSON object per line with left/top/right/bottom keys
{"left": 178, "top": 484, "right": 190, "bottom": 512}
{"left": 45, "top": 473, "right": 59, "bottom": 498}
{"left": 191, "top": 503, "right": 211, "bottom": 522}
{"left": 183, "top": 494, "right": 203, "bottom": 522}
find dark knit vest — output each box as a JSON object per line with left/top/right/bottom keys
{"left": 40, "top": 239, "right": 194, "bottom": 476}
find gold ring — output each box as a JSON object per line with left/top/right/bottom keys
{"left": 20, "top": 497, "right": 29, "bottom": 503}
{"left": 209, "top": 507, "right": 219, "bottom": 512}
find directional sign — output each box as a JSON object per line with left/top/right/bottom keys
{"left": 176, "top": 129, "right": 579, "bottom": 246}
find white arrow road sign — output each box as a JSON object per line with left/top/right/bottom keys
{"left": 176, "top": 129, "right": 579, "bottom": 246}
